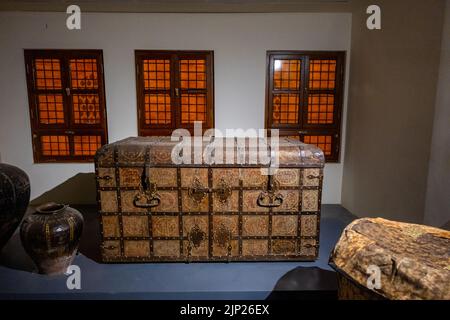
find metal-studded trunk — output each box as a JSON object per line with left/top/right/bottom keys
{"left": 95, "top": 137, "right": 324, "bottom": 262}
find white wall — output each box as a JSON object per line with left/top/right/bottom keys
{"left": 424, "top": 0, "right": 450, "bottom": 227}
{"left": 0, "top": 12, "right": 351, "bottom": 203}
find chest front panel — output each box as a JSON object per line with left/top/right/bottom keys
{"left": 97, "top": 163, "right": 322, "bottom": 262}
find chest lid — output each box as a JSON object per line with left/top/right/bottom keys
{"left": 95, "top": 136, "right": 324, "bottom": 168}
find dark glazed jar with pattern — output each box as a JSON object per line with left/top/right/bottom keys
{"left": 20, "top": 202, "right": 84, "bottom": 275}
{"left": 0, "top": 163, "right": 30, "bottom": 252}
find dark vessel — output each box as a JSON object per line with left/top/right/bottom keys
{"left": 20, "top": 202, "right": 84, "bottom": 275}
{"left": 0, "top": 163, "right": 30, "bottom": 251}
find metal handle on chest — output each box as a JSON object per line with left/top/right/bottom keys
{"left": 257, "top": 175, "right": 284, "bottom": 208}
{"left": 133, "top": 190, "right": 160, "bottom": 208}
{"left": 133, "top": 167, "right": 161, "bottom": 209}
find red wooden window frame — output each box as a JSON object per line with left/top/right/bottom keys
{"left": 135, "top": 50, "right": 214, "bottom": 136}
{"left": 265, "top": 51, "right": 346, "bottom": 162}
{"left": 24, "top": 49, "right": 108, "bottom": 163}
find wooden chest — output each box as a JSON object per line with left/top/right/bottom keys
{"left": 329, "top": 218, "right": 450, "bottom": 300}
{"left": 95, "top": 136, "right": 324, "bottom": 262}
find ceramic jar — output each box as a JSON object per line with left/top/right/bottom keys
{"left": 0, "top": 163, "right": 30, "bottom": 252}
{"left": 20, "top": 202, "right": 84, "bottom": 275}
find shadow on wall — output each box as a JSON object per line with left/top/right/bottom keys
{"left": 30, "top": 173, "right": 97, "bottom": 206}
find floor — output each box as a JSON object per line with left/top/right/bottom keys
{"left": 0, "top": 204, "right": 355, "bottom": 299}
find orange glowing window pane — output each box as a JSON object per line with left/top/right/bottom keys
{"left": 180, "top": 59, "right": 206, "bottom": 89}
{"left": 38, "top": 94, "right": 64, "bottom": 124}
{"left": 35, "top": 59, "right": 62, "bottom": 89}
{"left": 309, "top": 59, "right": 336, "bottom": 89}
{"left": 303, "top": 135, "right": 332, "bottom": 156}
{"left": 272, "top": 93, "right": 299, "bottom": 124}
{"left": 41, "top": 135, "right": 69, "bottom": 156}
{"left": 307, "top": 94, "right": 334, "bottom": 124}
{"left": 74, "top": 135, "right": 102, "bottom": 156}
{"left": 143, "top": 59, "right": 170, "bottom": 90}
{"left": 273, "top": 60, "right": 301, "bottom": 90}
{"left": 70, "top": 59, "right": 99, "bottom": 89}
{"left": 73, "top": 94, "right": 101, "bottom": 124}
{"left": 181, "top": 93, "right": 206, "bottom": 124}
{"left": 144, "top": 94, "right": 171, "bottom": 125}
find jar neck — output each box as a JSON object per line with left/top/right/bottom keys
{"left": 35, "top": 202, "right": 67, "bottom": 215}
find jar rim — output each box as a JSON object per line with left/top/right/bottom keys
{"left": 36, "top": 202, "right": 67, "bottom": 214}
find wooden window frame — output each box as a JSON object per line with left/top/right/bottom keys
{"left": 265, "top": 51, "right": 346, "bottom": 162}
{"left": 24, "top": 49, "right": 108, "bottom": 163}
{"left": 135, "top": 50, "right": 214, "bottom": 136}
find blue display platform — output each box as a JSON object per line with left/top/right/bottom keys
{"left": 0, "top": 204, "right": 354, "bottom": 299}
